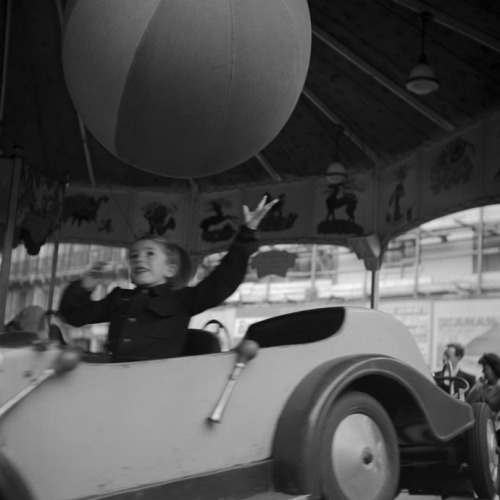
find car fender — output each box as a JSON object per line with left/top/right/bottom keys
{"left": 0, "top": 451, "right": 34, "bottom": 500}
{"left": 272, "top": 354, "right": 474, "bottom": 497}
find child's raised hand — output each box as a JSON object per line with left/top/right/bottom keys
{"left": 82, "top": 261, "right": 116, "bottom": 290}
{"left": 242, "top": 196, "right": 279, "bottom": 230}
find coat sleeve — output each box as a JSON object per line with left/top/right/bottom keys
{"left": 59, "top": 280, "right": 121, "bottom": 327}
{"left": 466, "top": 383, "right": 500, "bottom": 414}
{"left": 187, "top": 226, "right": 258, "bottom": 315}
{"left": 485, "top": 388, "right": 500, "bottom": 414}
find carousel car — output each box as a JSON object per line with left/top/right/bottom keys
{"left": 0, "top": 306, "right": 497, "bottom": 500}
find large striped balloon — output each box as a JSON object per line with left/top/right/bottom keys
{"left": 62, "top": 0, "right": 311, "bottom": 178}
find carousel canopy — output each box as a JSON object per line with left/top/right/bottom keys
{"left": 1, "top": 0, "right": 500, "bottom": 255}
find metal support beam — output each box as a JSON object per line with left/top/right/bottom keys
{"left": 0, "top": 151, "right": 23, "bottom": 326}
{"left": 393, "top": 0, "right": 500, "bottom": 54}
{"left": 303, "top": 87, "right": 382, "bottom": 165}
{"left": 255, "top": 153, "right": 283, "bottom": 182}
{"left": 312, "top": 24, "right": 455, "bottom": 133}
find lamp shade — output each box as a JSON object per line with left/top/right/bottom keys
{"left": 62, "top": 0, "right": 311, "bottom": 178}
{"left": 326, "top": 161, "right": 348, "bottom": 185}
{"left": 406, "top": 55, "right": 439, "bottom": 95}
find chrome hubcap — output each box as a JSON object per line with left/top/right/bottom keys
{"left": 332, "top": 413, "right": 389, "bottom": 500}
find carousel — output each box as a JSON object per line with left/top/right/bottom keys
{"left": 0, "top": 2, "right": 499, "bottom": 498}
{"left": 0, "top": 0, "right": 499, "bottom": 312}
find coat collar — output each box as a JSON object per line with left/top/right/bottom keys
{"left": 134, "top": 283, "right": 173, "bottom": 297}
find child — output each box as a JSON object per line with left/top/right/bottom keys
{"left": 59, "top": 196, "right": 276, "bottom": 362}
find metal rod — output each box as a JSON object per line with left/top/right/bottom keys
{"left": 413, "top": 228, "right": 421, "bottom": 297}
{"left": 208, "top": 341, "right": 258, "bottom": 424}
{"left": 312, "top": 25, "right": 455, "bottom": 133}
{"left": 0, "top": 369, "right": 54, "bottom": 420}
{"left": 477, "top": 206, "right": 484, "bottom": 294}
{"left": 393, "top": 0, "right": 500, "bottom": 54}
{"left": 46, "top": 229, "right": 61, "bottom": 313}
{"left": 208, "top": 364, "right": 244, "bottom": 423}
{"left": 0, "top": 151, "right": 23, "bottom": 326}
{"left": 302, "top": 87, "right": 382, "bottom": 165}
{"left": 370, "top": 269, "right": 379, "bottom": 309}
{"left": 0, "top": 347, "right": 80, "bottom": 420}
{"left": 255, "top": 153, "right": 283, "bottom": 182}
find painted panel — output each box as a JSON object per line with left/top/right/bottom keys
{"left": 378, "top": 158, "right": 418, "bottom": 241}
{"left": 421, "top": 123, "right": 484, "bottom": 217}
{"left": 129, "top": 191, "right": 186, "bottom": 245}
{"left": 195, "top": 190, "right": 243, "bottom": 255}
{"left": 60, "top": 189, "right": 132, "bottom": 246}
{"left": 243, "top": 182, "right": 311, "bottom": 242}
{"left": 312, "top": 170, "right": 374, "bottom": 244}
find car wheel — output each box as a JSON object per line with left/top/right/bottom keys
{"left": 317, "top": 391, "right": 400, "bottom": 500}
{"left": 467, "top": 402, "right": 499, "bottom": 499}
{"left": 0, "top": 452, "right": 34, "bottom": 500}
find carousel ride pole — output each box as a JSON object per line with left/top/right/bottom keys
{"left": 348, "top": 234, "right": 382, "bottom": 309}
{"left": 46, "top": 227, "right": 61, "bottom": 314}
{"left": 0, "top": 0, "right": 16, "bottom": 328}
{"left": 0, "top": 150, "right": 23, "bottom": 327}
{"left": 370, "top": 267, "right": 380, "bottom": 310}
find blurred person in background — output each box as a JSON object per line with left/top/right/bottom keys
{"left": 4, "top": 305, "right": 50, "bottom": 340}
{"left": 466, "top": 352, "right": 500, "bottom": 416}
{"left": 4, "top": 305, "right": 68, "bottom": 345}
{"left": 435, "top": 342, "right": 476, "bottom": 396}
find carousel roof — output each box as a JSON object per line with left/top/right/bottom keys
{"left": 3, "top": 0, "right": 500, "bottom": 195}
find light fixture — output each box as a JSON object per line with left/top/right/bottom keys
{"left": 406, "top": 12, "right": 439, "bottom": 95}
{"left": 325, "top": 125, "right": 348, "bottom": 184}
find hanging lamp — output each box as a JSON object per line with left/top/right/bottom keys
{"left": 406, "top": 12, "right": 439, "bottom": 95}
{"left": 326, "top": 125, "right": 348, "bottom": 184}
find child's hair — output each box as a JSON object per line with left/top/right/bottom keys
{"left": 130, "top": 235, "right": 193, "bottom": 290}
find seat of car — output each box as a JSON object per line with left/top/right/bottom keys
{"left": 79, "top": 328, "right": 222, "bottom": 362}
{"left": 184, "top": 329, "right": 222, "bottom": 356}
{"left": 245, "top": 306, "right": 346, "bottom": 348}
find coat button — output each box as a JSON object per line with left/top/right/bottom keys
{"left": 127, "top": 318, "right": 137, "bottom": 322}
{"left": 123, "top": 338, "right": 131, "bottom": 343}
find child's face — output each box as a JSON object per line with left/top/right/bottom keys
{"left": 129, "top": 239, "right": 177, "bottom": 287}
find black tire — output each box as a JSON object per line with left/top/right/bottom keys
{"left": 0, "top": 452, "right": 35, "bottom": 500}
{"left": 317, "top": 391, "right": 400, "bottom": 500}
{"left": 467, "top": 402, "right": 499, "bottom": 499}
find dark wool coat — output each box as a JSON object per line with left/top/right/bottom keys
{"left": 59, "top": 227, "right": 258, "bottom": 362}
